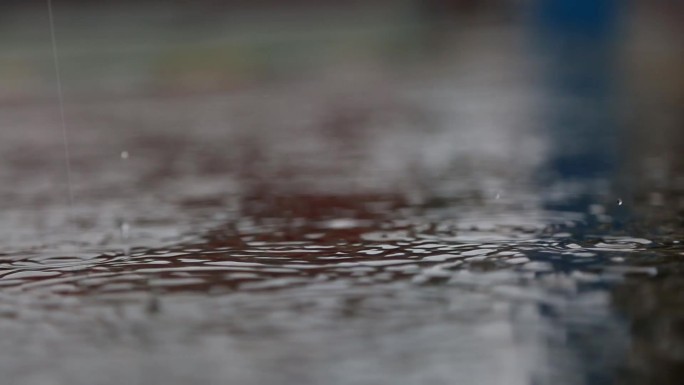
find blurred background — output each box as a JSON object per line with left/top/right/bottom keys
{"left": 1, "top": 0, "right": 682, "bottom": 195}
{"left": 1, "top": 1, "right": 684, "bottom": 384}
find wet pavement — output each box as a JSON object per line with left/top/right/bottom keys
{"left": 1, "top": 2, "right": 684, "bottom": 384}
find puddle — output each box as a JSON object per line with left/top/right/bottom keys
{"left": 1, "top": 2, "right": 684, "bottom": 384}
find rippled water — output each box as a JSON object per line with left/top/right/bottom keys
{"left": 2, "top": 3, "right": 684, "bottom": 385}
{"left": 5, "top": 193, "right": 681, "bottom": 385}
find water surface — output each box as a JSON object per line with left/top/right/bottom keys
{"left": 1, "top": 3, "right": 684, "bottom": 384}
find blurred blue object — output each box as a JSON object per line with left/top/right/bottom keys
{"left": 533, "top": 0, "right": 623, "bottom": 183}
{"left": 535, "top": 0, "right": 618, "bottom": 37}
{"left": 533, "top": 0, "right": 629, "bottom": 229}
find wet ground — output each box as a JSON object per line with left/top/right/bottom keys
{"left": 1, "top": 2, "right": 684, "bottom": 384}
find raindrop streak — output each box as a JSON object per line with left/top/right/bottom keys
{"left": 47, "top": 0, "right": 74, "bottom": 207}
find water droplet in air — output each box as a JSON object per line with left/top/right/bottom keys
{"left": 121, "top": 151, "right": 129, "bottom": 160}
{"left": 617, "top": 198, "right": 623, "bottom": 206}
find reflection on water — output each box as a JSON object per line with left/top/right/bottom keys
{"left": 1, "top": 1, "right": 684, "bottom": 384}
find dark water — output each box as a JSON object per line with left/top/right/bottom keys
{"left": 1, "top": 2, "right": 684, "bottom": 384}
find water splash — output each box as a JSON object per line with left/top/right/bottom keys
{"left": 120, "top": 220, "right": 131, "bottom": 256}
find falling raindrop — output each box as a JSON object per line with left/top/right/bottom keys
{"left": 47, "top": 0, "right": 74, "bottom": 208}
{"left": 617, "top": 198, "right": 623, "bottom": 206}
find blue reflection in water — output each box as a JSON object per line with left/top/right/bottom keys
{"left": 534, "top": 0, "right": 630, "bottom": 234}
{"left": 529, "top": 1, "right": 629, "bottom": 384}
{"left": 534, "top": 0, "right": 627, "bottom": 231}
